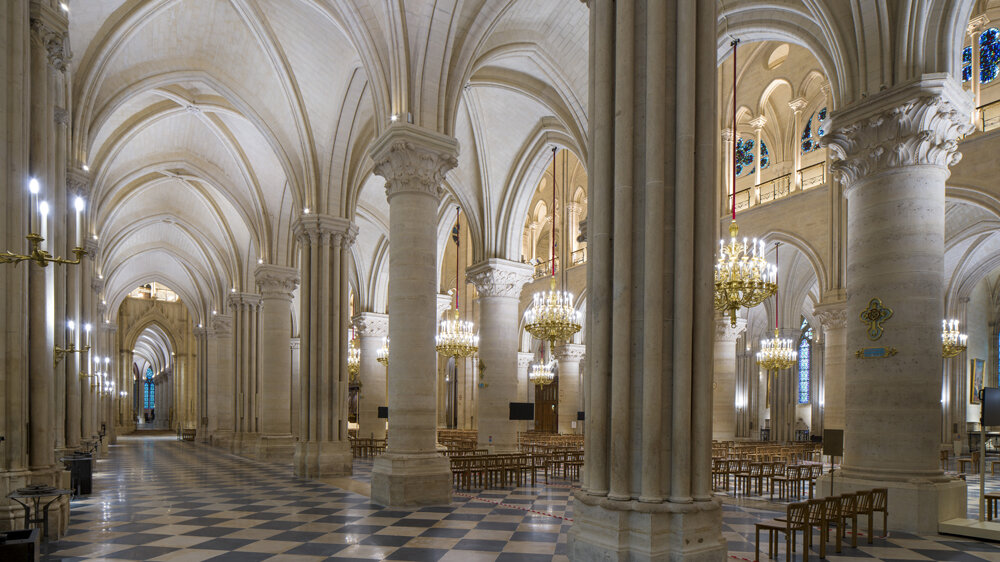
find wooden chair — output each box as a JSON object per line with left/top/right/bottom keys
{"left": 940, "top": 449, "right": 950, "bottom": 470}
{"left": 771, "top": 465, "right": 798, "bottom": 500}
{"left": 869, "top": 488, "right": 888, "bottom": 539}
{"left": 805, "top": 499, "right": 827, "bottom": 559}
{"left": 755, "top": 502, "right": 810, "bottom": 562}
{"left": 840, "top": 493, "right": 860, "bottom": 548}
{"left": 855, "top": 490, "right": 875, "bottom": 544}
{"left": 822, "top": 495, "right": 844, "bottom": 554}
{"left": 985, "top": 492, "right": 1000, "bottom": 521}
{"left": 958, "top": 450, "right": 981, "bottom": 474}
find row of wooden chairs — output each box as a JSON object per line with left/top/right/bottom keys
{"left": 713, "top": 459, "right": 823, "bottom": 500}
{"left": 450, "top": 454, "right": 540, "bottom": 489}
{"left": 755, "top": 488, "right": 888, "bottom": 561}
{"left": 349, "top": 437, "right": 386, "bottom": 458}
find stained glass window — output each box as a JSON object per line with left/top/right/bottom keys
{"left": 735, "top": 137, "right": 754, "bottom": 176}
{"left": 798, "top": 319, "right": 812, "bottom": 404}
{"left": 760, "top": 140, "right": 770, "bottom": 169}
{"left": 144, "top": 367, "right": 155, "bottom": 409}
{"left": 801, "top": 108, "right": 828, "bottom": 154}
{"left": 981, "top": 28, "right": 999, "bottom": 84}
{"left": 963, "top": 46, "right": 973, "bottom": 82}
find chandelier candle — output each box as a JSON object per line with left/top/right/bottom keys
{"left": 941, "top": 319, "right": 968, "bottom": 358}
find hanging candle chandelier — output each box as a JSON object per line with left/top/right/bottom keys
{"left": 941, "top": 319, "right": 968, "bottom": 358}
{"left": 348, "top": 338, "right": 361, "bottom": 380}
{"left": 436, "top": 207, "right": 480, "bottom": 358}
{"left": 714, "top": 38, "right": 777, "bottom": 328}
{"left": 757, "top": 242, "right": 796, "bottom": 370}
{"left": 529, "top": 361, "right": 556, "bottom": 387}
{"left": 524, "top": 147, "right": 582, "bottom": 345}
{"left": 376, "top": 336, "right": 390, "bottom": 366}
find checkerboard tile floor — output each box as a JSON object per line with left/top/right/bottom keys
{"left": 39, "top": 437, "right": 999, "bottom": 561}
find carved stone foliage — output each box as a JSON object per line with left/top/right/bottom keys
{"left": 814, "top": 304, "right": 848, "bottom": 330}
{"left": 292, "top": 215, "right": 357, "bottom": 250}
{"left": 715, "top": 317, "right": 746, "bottom": 342}
{"left": 352, "top": 313, "right": 388, "bottom": 338}
{"left": 554, "top": 343, "right": 586, "bottom": 362}
{"left": 255, "top": 265, "right": 299, "bottom": 296}
{"left": 30, "top": 18, "right": 70, "bottom": 72}
{"left": 466, "top": 259, "right": 533, "bottom": 299}
{"left": 212, "top": 314, "right": 233, "bottom": 336}
{"left": 823, "top": 77, "right": 974, "bottom": 186}
{"left": 227, "top": 292, "right": 261, "bottom": 309}
{"left": 370, "top": 124, "right": 459, "bottom": 200}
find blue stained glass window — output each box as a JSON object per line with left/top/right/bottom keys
{"left": 735, "top": 137, "right": 755, "bottom": 176}
{"left": 981, "top": 28, "right": 999, "bottom": 84}
{"left": 760, "top": 141, "right": 770, "bottom": 169}
{"left": 963, "top": 46, "right": 973, "bottom": 82}
{"left": 798, "top": 320, "right": 812, "bottom": 404}
{"left": 144, "top": 367, "right": 155, "bottom": 409}
{"left": 801, "top": 107, "right": 828, "bottom": 154}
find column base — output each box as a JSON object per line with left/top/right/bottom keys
{"left": 255, "top": 434, "right": 296, "bottom": 463}
{"left": 371, "top": 453, "right": 451, "bottom": 508}
{"left": 235, "top": 432, "right": 259, "bottom": 457}
{"left": 294, "top": 441, "right": 352, "bottom": 478}
{"left": 209, "top": 429, "right": 235, "bottom": 451}
{"left": 815, "top": 473, "right": 967, "bottom": 534}
{"left": 568, "top": 492, "right": 726, "bottom": 561}
{"left": 0, "top": 466, "right": 72, "bottom": 538}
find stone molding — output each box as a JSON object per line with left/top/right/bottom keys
{"left": 968, "top": 15, "right": 990, "bottom": 35}
{"left": 91, "top": 276, "right": 104, "bottom": 295}
{"left": 749, "top": 115, "right": 767, "bottom": 130}
{"left": 254, "top": 264, "right": 299, "bottom": 297}
{"left": 101, "top": 322, "right": 118, "bottom": 333}
{"left": 370, "top": 124, "right": 459, "bottom": 201}
{"left": 352, "top": 312, "right": 388, "bottom": 337}
{"left": 84, "top": 238, "right": 99, "bottom": 256}
{"left": 227, "top": 292, "right": 261, "bottom": 309}
{"left": 823, "top": 74, "right": 973, "bottom": 187}
{"left": 554, "top": 343, "right": 586, "bottom": 362}
{"left": 437, "top": 293, "right": 455, "bottom": 320}
{"left": 788, "top": 98, "right": 808, "bottom": 113}
{"left": 466, "top": 259, "right": 534, "bottom": 299}
{"left": 212, "top": 314, "right": 233, "bottom": 336}
{"left": 192, "top": 327, "right": 208, "bottom": 338}
{"left": 292, "top": 214, "right": 357, "bottom": 249}
{"left": 290, "top": 338, "right": 300, "bottom": 350}
{"left": 715, "top": 317, "right": 746, "bottom": 341}
{"left": 721, "top": 128, "right": 733, "bottom": 141}
{"left": 814, "top": 302, "right": 848, "bottom": 330}
{"left": 518, "top": 352, "right": 534, "bottom": 370}
{"left": 67, "top": 167, "right": 92, "bottom": 198}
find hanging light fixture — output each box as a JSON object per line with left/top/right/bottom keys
{"left": 757, "top": 242, "right": 797, "bottom": 370}
{"left": 714, "top": 38, "right": 777, "bottom": 328}
{"left": 376, "top": 336, "right": 390, "bottom": 366}
{"left": 941, "top": 319, "right": 968, "bottom": 358}
{"left": 529, "top": 361, "right": 556, "bottom": 387}
{"left": 348, "top": 338, "right": 361, "bottom": 377}
{"left": 436, "top": 207, "right": 479, "bottom": 358}
{"left": 525, "top": 147, "right": 582, "bottom": 345}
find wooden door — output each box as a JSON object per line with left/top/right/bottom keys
{"left": 534, "top": 377, "right": 559, "bottom": 433}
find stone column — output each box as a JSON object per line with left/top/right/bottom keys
{"left": 290, "top": 338, "right": 300, "bottom": 437}
{"left": 293, "top": 214, "right": 357, "bottom": 477}
{"left": 817, "top": 76, "right": 972, "bottom": 532}
{"left": 968, "top": 16, "right": 990, "bottom": 123}
{"left": 370, "top": 123, "right": 458, "bottom": 507}
{"left": 208, "top": 314, "right": 234, "bottom": 448}
{"left": 814, "top": 300, "right": 847, "bottom": 431}
{"left": 713, "top": 317, "right": 745, "bottom": 440}
{"left": 352, "top": 313, "right": 389, "bottom": 440}
{"left": 554, "top": 343, "right": 585, "bottom": 434}
{"left": 228, "top": 292, "right": 261, "bottom": 454}
{"left": 466, "top": 259, "right": 533, "bottom": 451}
{"left": 789, "top": 98, "right": 807, "bottom": 190}
{"left": 517, "top": 352, "right": 533, "bottom": 404}
{"left": 194, "top": 325, "right": 209, "bottom": 441}
{"left": 750, "top": 115, "right": 767, "bottom": 189}
{"left": 721, "top": 128, "right": 734, "bottom": 215}
{"left": 571, "top": 1, "right": 725, "bottom": 558}
{"left": 253, "top": 265, "right": 298, "bottom": 460}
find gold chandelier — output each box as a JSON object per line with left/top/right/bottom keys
{"left": 941, "top": 319, "right": 967, "bottom": 358}
{"left": 714, "top": 38, "right": 776, "bottom": 328}
{"left": 436, "top": 207, "right": 479, "bottom": 358}
{"left": 524, "top": 147, "right": 582, "bottom": 345}
{"left": 348, "top": 339, "right": 360, "bottom": 377}
{"left": 376, "top": 336, "right": 389, "bottom": 366}
{"left": 529, "top": 361, "right": 555, "bottom": 387}
{"left": 757, "top": 243, "right": 794, "bottom": 370}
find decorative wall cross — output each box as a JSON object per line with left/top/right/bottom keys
{"left": 860, "top": 298, "right": 893, "bottom": 341}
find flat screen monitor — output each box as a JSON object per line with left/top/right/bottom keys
{"left": 577, "top": 411, "right": 585, "bottom": 421}
{"left": 377, "top": 406, "right": 388, "bottom": 419}
{"left": 509, "top": 402, "right": 534, "bottom": 420}
{"left": 983, "top": 388, "right": 1000, "bottom": 427}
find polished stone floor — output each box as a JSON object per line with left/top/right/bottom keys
{"left": 39, "top": 436, "right": 999, "bottom": 561}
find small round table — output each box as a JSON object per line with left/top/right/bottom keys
{"left": 8, "top": 484, "right": 72, "bottom": 541}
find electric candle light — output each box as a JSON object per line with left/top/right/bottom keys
{"left": 28, "top": 178, "right": 39, "bottom": 233}
{"left": 74, "top": 196, "right": 85, "bottom": 247}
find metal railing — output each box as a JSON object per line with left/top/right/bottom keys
{"left": 529, "top": 249, "right": 588, "bottom": 280}
{"left": 982, "top": 99, "right": 1000, "bottom": 132}
{"left": 799, "top": 162, "right": 825, "bottom": 190}
{"left": 728, "top": 163, "right": 827, "bottom": 216}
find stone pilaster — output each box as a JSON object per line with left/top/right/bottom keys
{"left": 352, "top": 312, "right": 389, "bottom": 440}
{"left": 817, "top": 75, "right": 972, "bottom": 533}
{"left": 466, "top": 259, "right": 533, "bottom": 451}
{"left": 517, "top": 352, "right": 534, "bottom": 409}
{"left": 370, "top": 123, "right": 458, "bottom": 507}
{"left": 228, "top": 292, "right": 261, "bottom": 455}
{"left": 814, "top": 300, "right": 847, "bottom": 431}
{"left": 208, "top": 314, "right": 235, "bottom": 448}
{"left": 293, "top": 215, "right": 357, "bottom": 478}
{"left": 554, "top": 343, "right": 585, "bottom": 434}
{"left": 713, "top": 317, "right": 746, "bottom": 440}
{"left": 254, "top": 265, "right": 299, "bottom": 461}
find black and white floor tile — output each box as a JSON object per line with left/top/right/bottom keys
{"left": 35, "top": 437, "right": 999, "bottom": 561}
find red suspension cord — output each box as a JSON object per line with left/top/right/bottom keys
{"left": 731, "top": 38, "right": 739, "bottom": 222}
{"left": 551, "top": 146, "right": 557, "bottom": 279}
{"left": 774, "top": 242, "right": 780, "bottom": 331}
{"left": 455, "top": 206, "right": 460, "bottom": 311}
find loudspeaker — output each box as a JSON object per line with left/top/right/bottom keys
{"left": 509, "top": 402, "right": 534, "bottom": 420}
{"left": 823, "top": 429, "right": 843, "bottom": 457}
{"left": 377, "top": 406, "right": 388, "bottom": 419}
{"left": 577, "top": 411, "right": 585, "bottom": 421}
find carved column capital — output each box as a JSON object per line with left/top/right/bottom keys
{"left": 254, "top": 264, "right": 299, "bottom": 299}
{"left": 823, "top": 75, "right": 973, "bottom": 187}
{"left": 227, "top": 292, "right": 261, "bottom": 309}
{"left": 749, "top": 115, "right": 767, "bottom": 131}
{"left": 968, "top": 15, "right": 991, "bottom": 36}
{"left": 814, "top": 301, "right": 848, "bottom": 330}
{"left": 212, "top": 314, "right": 233, "bottom": 336}
{"left": 466, "top": 259, "right": 534, "bottom": 299}
{"left": 370, "top": 124, "right": 459, "bottom": 201}
{"left": 292, "top": 214, "right": 357, "bottom": 249}
{"left": 352, "top": 312, "right": 389, "bottom": 338}
{"left": 437, "top": 293, "right": 455, "bottom": 321}
{"left": 554, "top": 343, "right": 586, "bottom": 362}
{"left": 67, "top": 167, "right": 92, "bottom": 198}
{"left": 788, "top": 98, "right": 808, "bottom": 114}
{"left": 721, "top": 128, "right": 734, "bottom": 141}
{"left": 518, "top": 352, "right": 534, "bottom": 370}
{"left": 290, "top": 337, "right": 300, "bottom": 350}
{"left": 715, "top": 317, "right": 746, "bottom": 342}
{"left": 30, "top": 16, "right": 70, "bottom": 72}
